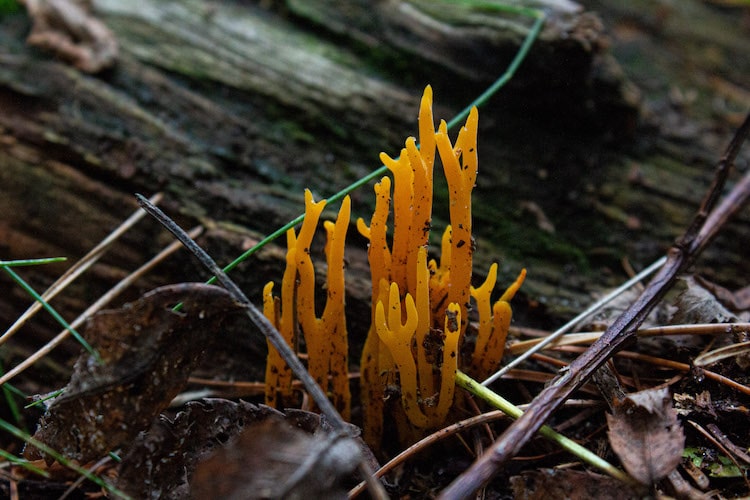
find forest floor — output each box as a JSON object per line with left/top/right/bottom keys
{"left": 1, "top": 1, "right": 750, "bottom": 499}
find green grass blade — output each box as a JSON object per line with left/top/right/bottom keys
{"left": 456, "top": 370, "right": 635, "bottom": 483}
{"left": 0, "top": 360, "right": 25, "bottom": 429}
{"left": 0, "top": 257, "right": 67, "bottom": 267}
{"left": 0, "top": 417, "right": 132, "bottom": 499}
{"left": 1, "top": 266, "right": 100, "bottom": 363}
{"left": 0, "top": 448, "right": 50, "bottom": 477}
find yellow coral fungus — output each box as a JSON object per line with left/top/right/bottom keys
{"left": 264, "top": 189, "right": 351, "bottom": 419}
{"left": 358, "top": 86, "right": 525, "bottom": 447}
{"left": 471, "top": 266, "right": 527, "bottom": 381}
{"left": 262, "top": 229, "right": 299, "bottom": 408}
{"left": 375, "top": 282, "right": 430, "bottom": 428}
{"left": 264, "top": 85, "right": 524, "bottom": 450}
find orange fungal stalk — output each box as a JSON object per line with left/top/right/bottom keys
{"left": 264, "top": 86, "right": 524, "bottom": 450}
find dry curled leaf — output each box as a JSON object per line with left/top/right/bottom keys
{"left": 24, "top": 283, "right": 242, "bottom": 464}
{"left": 191, "top": 417, "right": 363, "bottom": 500}
{"left": 607, "top": 387, "right": 685, "bottom": 485}
{"left": 117, "top": 398, "right": 284, "bottom": 499}
{"left": 672, "top": 276, "right": 738, "bottom": 325}
{"left": 23, "top": 0, "right": 118, "bottom": 72}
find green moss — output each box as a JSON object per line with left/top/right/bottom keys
{"left": 0, "top": 0, "right": 19, "bottom": 15}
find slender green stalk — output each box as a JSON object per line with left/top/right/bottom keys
{"left": 0, "top": 417, "right": 131, "bottom": 499}
{"left": 456, "top": 370, "right": 635, "bottom": 484}
{"left": 24, "top": 389, "right": 64, "bottom": 409}
{"left": 0, "top": 361, "right": 24, "bottom": 428}
{"left": 0, "top": 448, "right": 50, "bottom": 477}
{"left": 0, "top": 257, "right": 67, "bottom": 267}
{"left": 1, "top": 266, "right": 100, "bottom": 362}
{"left": 446, "top": 10, "right": 545, "bottom": 130}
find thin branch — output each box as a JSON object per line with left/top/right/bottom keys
{"left": 439, "top": 111, "right": 750, "bottom": 498}
{"left": 135, "top": 194, "right": 388, "bottom": 500}
{"left": 0, "top": 227, "right": 203, "bottom": 387}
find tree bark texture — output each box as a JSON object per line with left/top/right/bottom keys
{"left": 0, "top": 0, "right": 748, "bottom": 377}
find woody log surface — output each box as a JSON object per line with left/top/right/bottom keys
{"left": 1, "top": 0, "right": 748, "bottom": 396}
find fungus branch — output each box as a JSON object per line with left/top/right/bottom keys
{"left": 359, "top": 86, "right": 525, "bottom": 447}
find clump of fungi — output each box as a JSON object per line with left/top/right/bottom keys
{"left": 262, "top": 86, "right": 525, "bottom": 449}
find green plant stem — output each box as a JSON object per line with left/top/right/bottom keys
{"left": 0, "top": 448, "right": 49, "bottom": 477}
{"left": 455, "top": 370, "right": 635, "bottom": 484}
{"left": 0, "top": 257, "right": 67, "bottom": 267}
{"left": 0, "top": 417, "right": 131, "bottom": 499}
{"left": 0, "top": 361, "right": 24, "bottom": 429}
{"left": 446, "top": 9, "right": 545, "bottom": 130}
{"left": 1, "top": 266, "right": 100, "bottom": 362}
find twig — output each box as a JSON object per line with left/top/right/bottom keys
{"left": 483, "top": 256, "right": 666, "bottom": 386}
{"left": 0, "top": 193, "right": 162, "bottom": 346}
{"left": 0, "top": 226, "right": 202, "bottom": 387}
{"left": 135, "top": 194, "right": 388, "bottom": 500}
{"left": 439, "top": 111, "right": 750, "bottom": 498}
{"left": 507, "top": 323, "right": 750, "bottom": 354}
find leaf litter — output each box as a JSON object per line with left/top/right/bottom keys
{"left": 607, "top": 387, "right": 685, "bottom": 485}
{"left": 23, "top": 283, "right": 243, "bottom": 464}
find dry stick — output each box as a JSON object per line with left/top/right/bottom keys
{"left": 0, "top": 227, "right": 203, "bottom": 387}
{"left": 483, "top": 255, "right": 666, "bottom": 386}
{"left": 439, "top": 112, "right": 750, "bottom": 499}
{"left": 134, "top": 194, "right": 388, "bottom": 500}
{"left": 507, "top": 323, "right": 750, "bottom": 354}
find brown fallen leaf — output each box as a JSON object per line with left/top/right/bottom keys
{"left": 607, "top": 387, "right": 685, "bottom": 485}
{"left": 23, "top": 0, "right": 119, "bottom": 73}
{"left": 116, "top": 399, "right": 375, "bottom": 499}
{"left": 672, "top": 276, "right": 738, "bottom": 325}
{"left": 191, "top": 416, "right": 363, "bottom": 500}
{"left": 24, "top": 283, "right": 243, "bottom": 464}
{"left": 117, "top": 398, "right": 285, "bottom": 499}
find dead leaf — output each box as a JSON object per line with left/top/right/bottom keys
{"left": 24, "top": 0, "right": 118, "bottom": 73}
{"left": 191, "top": 416, "right": 363, "bottom": 500}
{"left": 607, "top": 387, "right": 685, "bottom": 485}
{"left": 694, "top": 275, "right": 750, "bottom": 313}
{"left": 117, "top": 398, "right": 283, "bottom": 499}
{"left": 672, "top": 276, "right": 738, "bottom": 325}
{"left": 24, "top": 283, "right": 242, "bottom": 464}
{"left": 510, "top": 469, "right": 644, "bottom": 499}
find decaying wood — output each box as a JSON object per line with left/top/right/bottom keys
{"left": 0, "top": 0, "right": 633, "bottom": 354}
{"left": 0, "top": 0, "right": 748, "bottom": 394}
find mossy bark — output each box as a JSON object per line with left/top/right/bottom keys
{"left": 1, "top": 0, "right": 748, "bottom": 374}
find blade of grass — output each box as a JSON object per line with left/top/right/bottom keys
{"left": 1, "top": 266, "right": 99, "bottom": 362}
{"left": 0, "top": 448, "right": 50, "bottom": 478}
{"left": 0, "top": 360, "right": 23, "bottom": 428}
{"left": 0, "top": 226, "right": 203, "bottom": 387}
{"left": 456, "top": 370, "right": 635, "bottom": 484}
{"left": 0, "top": 193, "right": 163, "bottom": 346}
{"left": 0, "top": 257, "right": 67, "bottom": 267}
{"left": 0, "top": 417, "right": 131, "bottom": 499}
